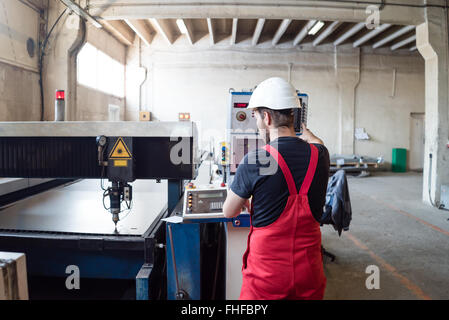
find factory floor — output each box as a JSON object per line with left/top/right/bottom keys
{"left": 322, "top": 171, "right": 449, "bottom": 300}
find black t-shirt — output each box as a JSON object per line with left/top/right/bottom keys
{"left": 230, "top": 136, "right": 330, "bottom": 227}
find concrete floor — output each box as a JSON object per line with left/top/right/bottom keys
{"left": 322, "top": 171, "right": 449, "bottom": 300}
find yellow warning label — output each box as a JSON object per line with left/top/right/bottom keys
{"left": 109, "top": 137, "right": 132, "bottom": 159}
{"left": 113, "top": 160, "right": 128, "bottom": 167}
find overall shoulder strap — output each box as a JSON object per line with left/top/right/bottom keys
{"left": 262, "top": 144, "right": 297, "bottom": 196}
{"left": 299, "top": 144, "right": 319, "bottom": 195}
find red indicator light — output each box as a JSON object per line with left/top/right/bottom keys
{"left": 179, "top": 112, "right": 191, "bottom": 121}
{"left": 55, "top": 90, "right": 65, "bottom": 101}
{"left": 234, "top": 103, "right": 248, "bottom": 108}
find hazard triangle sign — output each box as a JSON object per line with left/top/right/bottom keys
{"left": 109, "top": 137, "right": 132, "bottom": 159}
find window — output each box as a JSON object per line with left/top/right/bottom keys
{"left": 77, "top": 42, "right": 125, "bottom": 98}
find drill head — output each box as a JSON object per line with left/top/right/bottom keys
{"left": 112, "top": 212, "right": 119, "bottom": 225}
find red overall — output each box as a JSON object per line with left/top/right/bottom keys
{"left": 239, "top": 143, "right": 326, "bottom": 300}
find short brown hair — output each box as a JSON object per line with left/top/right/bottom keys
{"left": 256, "top": 107, "right": 294, "bottom": 128}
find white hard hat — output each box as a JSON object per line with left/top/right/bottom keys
{"left": 247, "top": 77, "right": 301, "bottom": 110}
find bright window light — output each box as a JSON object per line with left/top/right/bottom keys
{"left": 77, "top": 42, "right": 125, "bottom": 98}
{"left": 176, "top": 19, "right": 187, "bottom": 34}
{"left": 308, "top": 21, "right": 325, "bottom": 35}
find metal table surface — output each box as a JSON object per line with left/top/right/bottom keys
{"left": 0, "top": 179, "right": 168, "bottom": 236}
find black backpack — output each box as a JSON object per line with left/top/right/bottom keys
{"left": 320, "top": 170, "right": 352, "bottom": 236}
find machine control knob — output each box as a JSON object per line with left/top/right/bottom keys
{"left": 236, "top": 111, "right": 246, "bottom": 121}
{"left": 187, "top": 182, "right": 196, "bottom": 189}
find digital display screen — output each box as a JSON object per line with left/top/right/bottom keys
{"left": 198, "top": 192, "right": 224, "bottom": 199}
{"left": 234, "top": 103, "right": 248, "bottom": 108}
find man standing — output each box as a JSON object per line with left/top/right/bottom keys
{"left": 223, "top": 77, "right": 330, "bottom": 300}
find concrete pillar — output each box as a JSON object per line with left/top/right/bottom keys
{"left": 335, "top": 46, "right": 360, "bottom": 155}
{"left": 43, "top": 0, "right": 81, "bottom": 121}
{"left": 416, "top": 8, "right": 449, "bottom": 206}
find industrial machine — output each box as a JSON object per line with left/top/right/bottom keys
{"left": 164, "top": 164, "right": 249, "bottom": 300}
{"left": 227, "top": 90, "right": 309, "bottom": 174}
{"left": 0, "top": 121, "right": 198, "bottom": 299}
{"left": 0, "top": 88, "right": 310, "bottom": 300}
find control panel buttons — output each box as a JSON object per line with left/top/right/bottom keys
{"left": 183, "top": 187, "right": 228, "bottom": 219}
{"left": 236, "top": 111, "right": 247, "bottom": 121}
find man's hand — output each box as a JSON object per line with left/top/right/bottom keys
{"left": 300, "top": 123, "right": 324, "bottom": 145}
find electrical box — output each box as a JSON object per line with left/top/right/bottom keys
{"left": 228, "top": 92, "right": 257, "bottom": 133}
{"left": 227, "top": 90, "right": 309, "bottom": 174}
{"left": 139, "top": 111, "right": 151, "bottom": 121}
{"left": 107, "top": 137, "right": 135, "bottom": 182}
{"left": 183, "top": 187, "right": 228, "bottom": 219}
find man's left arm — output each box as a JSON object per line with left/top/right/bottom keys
{"left": 308, "top": 144, "right": 330, "bottom": 222}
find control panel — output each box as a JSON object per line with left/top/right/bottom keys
{"left": 183, "top": 187, "right": 228, "bottom": 219}
{"left": 228, "top": 92, "right": 257, "bottom": 133}
{"left": 227, "top": 90, "right": 309, "bottom": 175}
{"left": 296, "top": 93, "right": 308, "bottom": 133}
{"left": 228, "top": 91, "right": 308, "bottom": 134}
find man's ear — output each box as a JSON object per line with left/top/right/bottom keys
{"left": 263, "top": 111, "right": 272, "bottom": 127}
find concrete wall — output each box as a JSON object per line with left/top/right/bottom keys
{"left": 0, "top": 61, "right": 41, "bottom": 121}
{"left": 43, "top": 0, "right": 126, "bottom": 121}
{"left": 0, "top": 0, "right": 126, "bottom": 122}
{"left": 126, "top": 35, "right": 425, "bottom": 165}
{"left": 355, "top": 54, "right": 424, "bottom": 164}
{"left": 0, "top": 0, "right": 40, "bottom": 121}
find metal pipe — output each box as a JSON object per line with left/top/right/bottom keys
{"left": 39, "top": 7, "right": 68, "bottom": 121}
{"left": 212, "top": 223, "right": 224, "bottom": 299}
{"left": 138, "top": 37, "right": 148, "bottom": 112}
{"left": 67, "top": 17, "right": 87, "bottom": 121}
{"left": 287, "top": 62, "right": 293, "bottom": 83}
{"left": 167, "top": 224, "right": 183, "bottom": 299}
{"left": 59, "top": 0, "right": 101, "bottom": 28}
